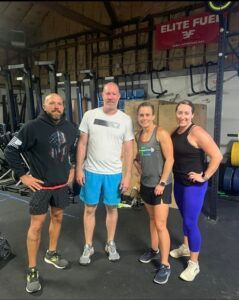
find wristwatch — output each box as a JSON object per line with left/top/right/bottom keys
{"left": 159, "top": 181, "right": 166, "bottom": 187}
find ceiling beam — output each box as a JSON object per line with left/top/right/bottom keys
{"left": 15, "top": 4, "right": 34, "bottom": 27}
{"left": 0, "top": 2, "right": 11, "bottom": 14}
{"left": 103, "top": 2, "right": 119, "bottom": 26}
{"left": 33, "top": 1, "right": 112, "bottom": 35}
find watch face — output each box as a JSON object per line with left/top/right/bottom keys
{"left": 160, "top": 182, "right": 166, "bottom": 186}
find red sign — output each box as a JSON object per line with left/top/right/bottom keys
{"left": 155, "top": 12, "right": 219, "bottom": 50}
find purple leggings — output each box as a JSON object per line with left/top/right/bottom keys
{"left": 174, "top": 181, "right": 208, "bottom": 252}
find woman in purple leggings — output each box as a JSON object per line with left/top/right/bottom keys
{"left": 170, "top": 100, "right": 222, "bottom": 282}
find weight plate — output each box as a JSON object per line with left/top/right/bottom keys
{"left": 223, "top": 166, "right": 234, "bottom": 193}
{"left": 231, "top": 142, "right": 239, "bottom": 166}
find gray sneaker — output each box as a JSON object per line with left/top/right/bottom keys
{"left": 79, "top": 244, "right": 94, "bottom": 265}
{"left": 105, "top": 240, "right": 120, "bottom": 261}
{"left": 153, "top": 264, "right": 171, "bottom": 285}
{"left": 26, "top": 268, "right": 41, "bottom": 293}
{"left": 44, "top": 250, "right": 69, "bottom": 269}
{"left": 139, "top": 248, "right": 160, "bottom": 263}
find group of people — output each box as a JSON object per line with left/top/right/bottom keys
{"left": 4, "top": 82, "right": 222, "bottom": 293}
{"left": 134, "top": 100, "right": 222, "bottom": 284}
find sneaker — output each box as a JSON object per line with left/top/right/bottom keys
{"left": 139, "top": 248, "right": 160, "bottom": 263}
{"left": 153, "top": 264, "right": 171, "bottom": 284}
{"left": 179, "top": 260, "right": 200, "bottom": 281}
{"left": 105, "top": 240, "right": 120, "bottom": 261}
{"left": 170, "top": 244, "right": 190, "bottom": 258}
{"left": 44, "top": 250, "right": 69, "bottom": 269}
{"left": 79, "top": 244, "right": 94, "bottom": 265}
{"left": 26, "top": 267, "right": 41, "bottom": 293}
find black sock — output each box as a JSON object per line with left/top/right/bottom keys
{"left": 151, "top": 248, "right": 159, "bottom": 253}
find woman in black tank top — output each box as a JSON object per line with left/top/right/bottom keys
{"left": 170, "top": 100, "right": 222, "bottom": 282}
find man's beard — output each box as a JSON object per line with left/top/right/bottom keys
{"left": 45, "top": 110, "right": 63, "bottom": 122}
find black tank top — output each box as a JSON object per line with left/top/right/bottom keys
{"left": 171, "top": 123, "right": 205, "bottom": 185}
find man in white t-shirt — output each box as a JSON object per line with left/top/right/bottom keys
{"left": 76, "top": 82, "right": 134, "bottom": 265}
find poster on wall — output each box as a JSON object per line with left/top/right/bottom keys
{"left": 155, "top": 12, "right": 220, "bottom": 50}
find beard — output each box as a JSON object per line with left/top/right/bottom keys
{"left": 45, "top": 110, "right": 63, "bottom": 122}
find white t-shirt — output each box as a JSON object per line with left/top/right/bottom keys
{"left": 79, "top": 107, "right": 134, "bottom": 174}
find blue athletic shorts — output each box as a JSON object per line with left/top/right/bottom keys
{"left": 80, "top": 170, "right": 122, "bottom": 206}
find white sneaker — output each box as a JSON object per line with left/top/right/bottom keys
{"left": 179, "top": 260, "right": 200, "bottom": 281}
{"left": 170, "top": 244, "right": 190, "bottom": 258}
{"left": 79, "top": 244, "right": 94, "bottom": 265}
{"left": 105, "top": 241, "right": 120, "bottom": 261}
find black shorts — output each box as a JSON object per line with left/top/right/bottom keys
{"left": 140, "top": 183, "right": 172, "bottom": 205}
{"left": 29, "top": 186, "right": 70, "bottom": 215}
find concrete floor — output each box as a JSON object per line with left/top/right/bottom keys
{"left": 0, "top": 190, "right": 239, "bottom": 300}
